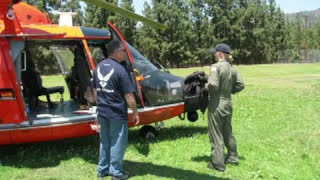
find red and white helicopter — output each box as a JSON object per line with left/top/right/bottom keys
{"left": 0, "top": 0, "right": 203, "bottom": 145}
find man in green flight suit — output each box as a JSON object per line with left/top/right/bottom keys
{"left": 204, "top": 43, "right": 244, "bottom": 172}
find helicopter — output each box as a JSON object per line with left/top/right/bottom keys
{"left": 0, "top": 0, "right": 205, "bottom": 145}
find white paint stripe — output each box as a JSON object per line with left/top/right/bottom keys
{"left": 0, "top": 102, "right": 184, "bottom": 131}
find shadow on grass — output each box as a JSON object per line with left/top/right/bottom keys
{"left": 0, "top": 135, "right": 100, "bottom": 168}
{"left": 125, "top": 160, "right": 231, "bottom": 180}
{"left": 129, "top": 126, "right": 207, "bottom": 143}
{"left": 129, "top": 126, "right": 207, "bottom": 156}
{"left": 0, "top": 126, "right": 208, "bottom": 169}
{"left": 192, "top": 155, "right": 246, "bottom": 163}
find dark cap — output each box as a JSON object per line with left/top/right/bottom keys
{"left": 210, "top": 43, "right": 232, "bottom": 54}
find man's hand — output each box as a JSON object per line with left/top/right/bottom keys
{"left": 132, "top": 112, "right": 140, "bottom": 125}
{"left": 125, "top": 93, "right": 140, "bottom": 126}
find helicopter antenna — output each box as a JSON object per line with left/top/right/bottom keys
{"left": 56, "top": 12, "right": 76, "bottom": 26}
{"left": 6, "top": 3, "right": 15, "bottom": 20}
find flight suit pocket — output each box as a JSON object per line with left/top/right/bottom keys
{"left": 216, "top": 100, "right": 232, "bottom": 118}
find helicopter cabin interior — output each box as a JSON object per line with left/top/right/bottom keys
{"left": 11, "top": 39, "right": 98, "bottom": 121}
{"left": 9, "top": 34, "right": 185, "bottom": 123}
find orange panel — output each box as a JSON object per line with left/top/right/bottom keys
{"left": 3, "top": 122, "right": 98, "bottom": 145}
{"left": 13, "top": 2, "right": 50, "bottom": 25}
{"left": 0, "top": 131, "right": 12, "bottom": 145}
{"left": 51, "top": 122, "right": 97, "bottom": 139}
{"left": 11, "top": 127, "right": 53, "bottom": 144}
{"left": 128, "top": 104, "right": 184, "bottom": 127}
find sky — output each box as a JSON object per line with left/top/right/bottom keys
{"left": 132, "top": 0, "right": 151, "bottom": 15}
{"left": 275, "top": 0, "right": 320, "bottom": 13}
{"left": 132, "top": 0, "right": 320, "bottom": 15}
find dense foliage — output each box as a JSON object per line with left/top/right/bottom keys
{"left": 26, "top": 0, "right": 320, "bottom": 67}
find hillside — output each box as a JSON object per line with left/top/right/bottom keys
{"left": 285, "top": 8, "right": 320, "bottom": 26}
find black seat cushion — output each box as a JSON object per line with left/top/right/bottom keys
{"left": 38, "top": 86, "right": 65, "bottom": 106}
{"left": 40, "top": 86, "right": 64, "bottom": 95}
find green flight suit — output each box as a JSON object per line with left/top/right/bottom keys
{"left": 205, "top": 59, "right": 244, "bottom": 168}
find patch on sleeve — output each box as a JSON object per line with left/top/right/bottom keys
{"left": 210, "top": 66, "right": 217, "bottom": 72}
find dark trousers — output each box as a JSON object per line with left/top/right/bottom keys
{"left": 208, "top": 103, "right": 238, "bottom": 168}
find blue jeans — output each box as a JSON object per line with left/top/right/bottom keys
{"left": 97, "top": 115, "right": 128, "bottom": 177}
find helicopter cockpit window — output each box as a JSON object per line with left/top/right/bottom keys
{"left": 91, "top": 48, "right": 106, "bottom": 64}
{"left": 87, "top": 40, "right": 133, "bottom": 74}
{"left": 50, "top": 46, "right": 74, "bottom": 74}
{"left": 87, "top": 40, "right": 108, "bottom": 65}
{"left": 126, "top": 43, "right": 158, "bottom": 75}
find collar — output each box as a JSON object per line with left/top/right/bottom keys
{"left": 108, "top": 57, "right": 120, "bottom": 64}
{"left": 218, "top": 59, "right": 227, "bottom": 62}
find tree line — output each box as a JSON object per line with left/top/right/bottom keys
{"left": 26, "top": 0, "right": 320, "bottom": 67}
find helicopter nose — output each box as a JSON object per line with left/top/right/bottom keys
{"left": 139, "top": 70, "right": 184, "bottom": 106}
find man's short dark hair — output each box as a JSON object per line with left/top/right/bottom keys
{"left": 107, "top": 40, "right": 122, "bottom": 55}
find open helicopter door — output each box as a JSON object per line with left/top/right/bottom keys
{"left": 0, "top": 40, "right": 26, "bottom": 126}
{"left": 107, "top": 22, "right": 145, "bottom": 107}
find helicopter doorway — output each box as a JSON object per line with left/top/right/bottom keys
{"left": 20, "top": 40, "right": 95, "bottom": 122}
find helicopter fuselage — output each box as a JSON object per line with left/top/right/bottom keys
{"left": 0, "top": 2, "right": 188, "bottom": 145}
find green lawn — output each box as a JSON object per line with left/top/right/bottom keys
{"left": 1, "top": 63, "right": 320, "bottom": 180}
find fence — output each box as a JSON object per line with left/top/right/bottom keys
{"left": 275, "top": 49, "right": 320, "bottom": 63}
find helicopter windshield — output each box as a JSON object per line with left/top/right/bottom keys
{"left": 87, "top": 40, "right": 158, "bottom": 75}
{"left": 126, "top": 43, "right": 158, "bottom": 75}
{"left": 87, "top": 39, "right": 183, "bottom": 106}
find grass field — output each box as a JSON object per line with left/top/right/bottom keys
{"left": 1, "top": 63, "right": 320, "bottom": 180}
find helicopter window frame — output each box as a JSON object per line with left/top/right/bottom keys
{"left": 25, "top": 39, "right": 91, "bottom": 76}
{"left": 21, "top": 50, "right": 27, "bottom": 71}
{"left": 87, "top": 43, "right": 109, "bottom": 65}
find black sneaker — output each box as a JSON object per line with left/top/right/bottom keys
{"left": 226, "top": 159, "right": 239, "bottom": 166}
{"left": 97, "top": 176, "right": 106, "bottom": 179}
{"left": 112, "top": 171, "right": 129, "bottom": 180}
{"left": 207, "top": 162, "right": 225, "bottom": 172}
{"left": 97, "top": 174, "right": 108, "bottom": 179}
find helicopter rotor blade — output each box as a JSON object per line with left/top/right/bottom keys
{"left": 81, "top": 0, "right": 168, "bottom": 30}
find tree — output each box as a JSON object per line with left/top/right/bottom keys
{"left": 207, "top": 0, "right": 234, "bottom": 42}
{"left": 84, "top": 0, "right": 118, "bottom": 28}
{"left": 263, "top": 2, "right": 287, "bottom": 63}
{"left": 315, "top": 22, "right": 320, "bottom": 48}
{"left": 227, "top": 0, "right": 248, "bottom": 64}
{"left": 84, "top": 0, "right": 137, "bottom": 45}
{"left": 236, "top": 0, "right": 264, "bottom": 63}
{"left": 27, "top": 0, "right": 297, "bottom": 66}
{"left": 189, "top": 0, "right": 211, "bottom": 66}
{"left": 295, "top": 13, "right": 303, "bottom": 54}
{"left": 113, "top": 0, "right": 137, "bottom": 45}
{"left": 58, "top": 0, "right": 84, "bottom": 26}
{"left": 135, "top": 0, "right": 192, "bottom": 68}
{"left": 133, "top": 2, "right": 161, "bottom": 65}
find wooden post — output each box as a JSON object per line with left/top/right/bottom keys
{"left": 304, "top": 15, "right": 308, "bottom": 63}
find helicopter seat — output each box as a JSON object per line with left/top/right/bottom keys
{"left": 37, "top": 86, "right": 65, "bottom": 107}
